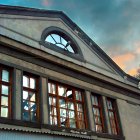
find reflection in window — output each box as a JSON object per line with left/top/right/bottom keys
{"left": 107, "top": 98, "right": 119, "bottom": 135}
{"left": 48, "top": 81, "right": 86, "bottom": 129}
{"left": 22, "top": 74, "right": 38, "bottom": 122}
{"left": 45, "top": 33, "right": 75, "bottom": 53}
{"left": 0, "top": 67, "right": 11, "bottom": 118}
{"left": 91, "top": 94, "right": 104, "bottom": 133}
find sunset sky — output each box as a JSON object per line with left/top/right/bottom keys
{"left": 1, "top": 0, "right": 140, "bottom": 76}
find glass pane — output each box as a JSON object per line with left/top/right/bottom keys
{"left": 60, "top": 109, "right": 66, "bottom": 117}
{"left": 58, "top": 86, "right": 66, "bottom": 97}
{"left": 23, "top": 91, "right": 28, "bottom": 100}
{"left": 92, "top": 95, "right": 98, "bottom": 106}
{"left": 1, "top": 107, "right": 8, "bottom": 117}
{"left": 30, "top": 78, "right": 35, "bottom": 89}
{"left": 23, "top": 100, "right": 29, "bottom": 111}
{"left": 46, "top": 35, "right": 56, "bottom": 44}
{"left": 30, "top": 102, "right": 36, "bottom": 112}
{"left": 51, "top": 34, "right": 60, "bottom": 43}
{"left": 56, "top": 43, "right": 65, "bottom": 49}
{"left": 95, "top": 116, "right": 101, "bottom": 124}
{"left": 23, "top": 111, "right": 30, "bottom": 121}
{"left": 59, "top": 99, "right": 66, "bottom": 108}
{"left": 78, "top": 121, "right": 85, "bottom": 129}
{"left": 67, "top": 90, "right": 73, "bottom": 99}
{"left": 78, "top": 112, "right": 84, "bottom": 120}
{"left": 75, "top": 91, "right": 82, "bottom": 101}
{"left": 48, "top": 83, "right": 56, "bottom": 94}
{"left": 93, "top": 108, "right": 100, "bottom": 116}
{"left": 31, "top": 111, "right": 37, "bottom": 122}
{"left": 49, "top": 97, "right": 56, "bottom": 106}
{"left": 60, "top": 117, "right": 67, "bottom": 126}
{"left": 29, "top": 92, "right": 36, "bottom": 102}
{"left": 61, "top": 37, "right": 67, "bottom": 46}
{"left": 50, "top": 107, "right": 57, "bottom": 115}
{"left": 23, "top": 76, "right": 29, "bottom": 87}
{"left": 109, "top": 112, "right": 114, "bottom": 119}
{"left": 1, "top": 96, "right": 8, "bottom": 106}
{"left": 69, "top": 111, "right": 75, "bottom": 119}
{"left": 50, "top": 116, "right": 57, "bottom": 125}
{"left": 67, "top": 45, "right": 74, "bottom": 53}
{"left": 69, "top": 119, "right": 76, "bottom": 128}
{"left": 107, "top": 100, "right": 113, "bottom": 110}
{"left": 96, "top": 125, "right": 102, "bottom": 132}
{"left": 68, "top": 102, "right": 74, "bottom": 110}
{"left": 2, "top": 85, "right": 9, "bottom": 95}
{"left": 77, "top": 103, "right": 83, "bottom": 112}
{"left": 2, "top": 70, "right": 9, "bottom": 82}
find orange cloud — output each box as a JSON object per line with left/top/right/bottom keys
{"left": 112, "top": 53, "right": 135, "bottom": 70}
{"left": 128, "top": 68, "right": 137, "bottom": 76}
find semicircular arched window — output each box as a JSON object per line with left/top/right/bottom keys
{"left": 45, "top": 33, "right": 75, "bottom": 54}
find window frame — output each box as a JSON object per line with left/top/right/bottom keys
{"left": 91, "top": 93, "right": 105, "bottom": 133}
{"left": 48, "top": 80, "right": 87, "bottom": 129}
{"left": 0, "top": 65, "right": 12, "bottom": 118}
{"left": 22, "top": 72, "right": 39, "bottom": 122}
{"left": 106, "top": 98, "right": 119, "bottom": 135}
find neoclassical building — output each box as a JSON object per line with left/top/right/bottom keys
{"left": 0, "top": 4, "right": 140, "bottom": 140}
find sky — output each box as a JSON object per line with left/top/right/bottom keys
{"left": 1, "top": 0, "right": 140, "bottom": 76}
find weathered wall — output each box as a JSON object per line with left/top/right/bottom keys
{"left": 117, "top": 99, "right": 140, "bottom": 140}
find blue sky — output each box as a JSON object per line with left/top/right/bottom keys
{"left": 1, "top": 0, "right": 140, "bottom": 76}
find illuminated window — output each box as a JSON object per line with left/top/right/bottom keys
{"left": 48, "top": 81, "right": 87, "bottom": 129}
{"left": 91, "top": 94, "right": 104, "bottom": 132}
{"left": 45, "top": 33, "right": 75, "bottom": 53}
{"left": 22, "top": 73, "right": 39, "bottom": 122}
{"left": 107, "top": 98, "right": 119, "bottom": 135}
{"left": 0, "top": 66, "right": 12, "bottom": 118}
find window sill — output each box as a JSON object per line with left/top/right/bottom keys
{"left": 0, "top": 118, "right": 125, "bottom": 140}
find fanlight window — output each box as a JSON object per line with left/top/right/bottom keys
{"left": 45, "top": 33, "right": 75, "bottom": 53}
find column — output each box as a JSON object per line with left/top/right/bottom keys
{"left": 85, "top": 91, "right": 95, "bottom": 131}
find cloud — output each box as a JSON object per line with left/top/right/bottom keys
{"left": 128, "top": 68, "right": 138, "bottom": 76}
{"left": 41, "top": 0, "right": 52, "bottom": 6}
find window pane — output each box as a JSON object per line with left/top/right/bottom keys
{"left": 58, "top": 86, "right": 66, "bottom": 97}
{"left": 107, "top": 100, "right": 113, "bottom": 110}
{"left": 69, "top": 119, "right": 76, "bottom": 128}
{"left": 109, "top": 112, "right": 114, "bottom": 119}
{"left": 50, "top": 107, "right": 57, "bottom": 115}
{"left": 67, "top": 90, "right": 73, "bottom": 99}
{"left": 49, "top": 97, "right": 56, "bottom": 106}
{"left": 48, "top": 83, "right": 56, "bottom": 94}
{"left": 59, "top": 99, "right": 67, "bottom": 108}
{"left": 2, "top": 70, "right": 9, "bottom": 82}
{"left": 29, "top": 92, "right": 36, "bottom": 102}
{"left": 50, "top": 116, "right": 57, "bottom": 125}
{"left": 1, "top": 96, "right": 8, "bottom": 106}
{"left": 23, "top": 100, "right": 29, "bottom": 111}
{"left": 23, "top": 76, "right": 29, "bottom": 87}
{"left": 2, "top": 85, "right": 9, "bottom": 95}
{"left": 69, "top": 111, "right": 75, "bottom": 118}
{"left": 77, "top": 103, "right": 83, "bottom": 112}
{"left": 61, "top": 37, "right": 67, "bottom": 46}
{"left": 46, "top": 35, "right": 56, "bottom": 44}
{"left": 23, "top": 111, "right": 30, "bottom": 121}
{"left": 30, "top": 78, "right": 35, "bottom": 89}
{"left": 75, "top": 91, "right": 82, "bottom": 101}
{"left": 60, "top": 109, "right": 67, "bottom": 117}
{"left": 93, "top": 108, "right": 100, "bottom": 116}
{"left": 78, "top": 121, "right": 85, "bottom": 129}
{"left": 96, "top": 125, "right": 102, "bottom": 132}
{"left": 78, "top": 112, "right": 84, "bottom": 120}
{"left": 92, "top": 95, "right": 98, "bottom": 106}
{"left": 1, "top": 107, "right": 8, "bottom": 117}
{"left": 67, "top": 45, "right": 74, "bottom": 53}
{"left": 51, "top": 34, "right": 60, "bottom": 43}
{"left": 68, "top": 102, "right": 74, "bottom": 110}
{"left": 30, "top": 102, "right": 36, "bottom": 112}
{"left": 60, "top": 117, "right": 67, "bottom": 127}
{"left": 31, "top": 111, "right": 37, "bottom": 122}
{"left": 23, "top": 91, "right": 28, "bottom": 100}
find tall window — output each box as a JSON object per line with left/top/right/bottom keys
{"left": 107, "top": 98, "right": 119, "bottom": 135}
{"left": 0, "top": 66, "right": 12, "bottom": 118}
{"left": 22, "top": 73, "right": 39, "bottom": 122}
{"left": 91, "top": 94, "right": 104, "bottom": 132}
{"left": 48, "top": 81, "right": 87, "bottom": 129}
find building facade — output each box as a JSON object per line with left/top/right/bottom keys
{"left": 0, "top": 5, "right": 140, "bottom": 140}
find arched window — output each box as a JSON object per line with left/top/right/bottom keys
{"left": 40, "top": 27, "right": 85, "bottom": 61}
{"left": 45, "top": 33, "right": 75, "bottom": 54}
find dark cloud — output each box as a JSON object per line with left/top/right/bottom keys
{"left": 1, "top": 0, "right": 140, "bottom": 75}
